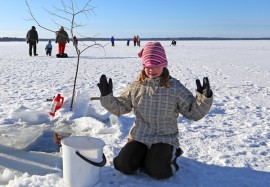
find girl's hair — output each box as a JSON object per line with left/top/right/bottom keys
{"left": 137, "top": 67, "right": 170, "bottom": 87}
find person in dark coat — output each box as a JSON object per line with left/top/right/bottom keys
{"left": 137, "top": 35, "right": 140, "bottom": 47}
{"left": 111, "top": 36, "right": 115, "bottom": 46}
{"left": 127, "top": 38, "right": 130, "bottom": 46}
{"left": 171, "top": 40, "right": 176, "bottom": 46}
{"left": 133, "top": 35, "right": 137, "bottom": 46}
{"left": 55, "top": 26, "right": 70, "bottom": 55}
{"left": 26, "top": 26, "right": 39, "bottom": 56}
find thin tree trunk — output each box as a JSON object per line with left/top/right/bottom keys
{"left": 70, "top": 54, "right": 80, "bottom": 111}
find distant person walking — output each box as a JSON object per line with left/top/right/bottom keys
{"left": 111, "top": 36, "right": 115, "bottom": 46}
{"left": 45, "top": 40, "right": 52, "bottom": 56}
{"left": 171, "top": 40, "right": 176, "bottom": 46}
{"left": 26, "top": 26, "right": 38, "bottom": 56}
{"left": 137, "top": 35, "right": 140, "bottom": 47}
{"left": 55, "top": 26, "right": 69, "bottom": 55}
{"left": 127, "top": 38, "right": 130, "bottom": 46}
{"left": 133, "top": 35, "right": 137, "bottom": 46}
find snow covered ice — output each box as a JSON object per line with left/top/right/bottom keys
{"left": 0, "top": 40, "right": 270, "bottom": 187}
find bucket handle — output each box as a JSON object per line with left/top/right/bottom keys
{"left": 76, "top": 151, "right": 107, "bottom": 167}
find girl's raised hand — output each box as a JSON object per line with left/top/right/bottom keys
{"left": 196, "top": 77, "right": 212, "bottom": 98}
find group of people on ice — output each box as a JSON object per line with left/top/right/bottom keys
{"left": 27, "top": 26, "right": 178, "bottom": 58}
{"left": 131, "top": 35, "right": 140, "bottom": 46}
{"left": 111, "top": 35, "right": 141, "bottom": 47}
{"left": 26, "top": 26, "right": 77, "bottom": 57}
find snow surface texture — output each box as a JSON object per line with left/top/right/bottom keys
{"left": 0, "top": 41, "right": 270, "bottom": 187}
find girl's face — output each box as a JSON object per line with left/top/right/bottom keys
{"left": 144, "top": 66, "right": 164, "bottom": 78}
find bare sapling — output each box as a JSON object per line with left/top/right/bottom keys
{"left": 25, "top": 0, "right": 105, "bottom": 111}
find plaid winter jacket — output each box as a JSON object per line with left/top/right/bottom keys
{"left": 100, "top": 77, "right": 213, "bottom": 148}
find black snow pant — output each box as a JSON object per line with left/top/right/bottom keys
{"left": 46, "top": 48, "right": 52, "bottom": 56}
{"left": 113, "top": 140, "right": 183, "bottom": 179}
{"left": 29, "top": 41, "right": 37, "bottom": 56}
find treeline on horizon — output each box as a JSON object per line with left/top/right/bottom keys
{"left": 1, "top": 37, "right": 270, "bottom": 42}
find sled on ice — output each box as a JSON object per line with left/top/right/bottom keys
{"left": 56, "top": 53, "right": 68, "bottom": 58}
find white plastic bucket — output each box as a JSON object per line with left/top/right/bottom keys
{"left": 61, "top": 136, "right": 106, "bottom": 187}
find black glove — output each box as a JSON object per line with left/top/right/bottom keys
{"left": 196, "top": 77, "right": 212, "bottom": 98}
{"left": 97, "top": 74, "right": 113, "bottom": 96}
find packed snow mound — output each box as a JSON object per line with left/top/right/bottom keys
{"left": 3, "top": 105, "right": 49, "bottom": 125}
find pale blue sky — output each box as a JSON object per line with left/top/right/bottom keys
{"left": 1, "top": 0, "right": 270, "bottom": 38}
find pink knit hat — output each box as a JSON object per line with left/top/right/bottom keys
{"left": 138, "top": 42, "right": 168, "bottom": 68}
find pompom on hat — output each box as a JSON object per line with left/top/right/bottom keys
{"left": 138, "top": 42, "right": 168, "bottom": 68}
